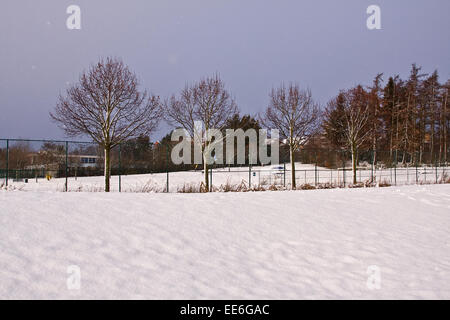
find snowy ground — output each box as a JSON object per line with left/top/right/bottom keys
{"left": 2, "top": 162, "right": 449, "bottom": 192}
{"left": 1, "top": 184, "right": 449, "bottom": 299}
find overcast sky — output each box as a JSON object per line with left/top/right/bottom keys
{"left": 0, "top": 0, "right": 449, "bottom": 141}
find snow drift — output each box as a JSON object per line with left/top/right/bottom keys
{"left": 1, "top": 184, "right": 449, "bottom": 299}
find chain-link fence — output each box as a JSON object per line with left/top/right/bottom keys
{"left": 0, "top": 139, "right": 103, "bottom": 191}
{"left": 0, "top": 138, "right": 449, "bottom": 192}
{"left": 0, "top": 138, "right": 175, "bottom": 192}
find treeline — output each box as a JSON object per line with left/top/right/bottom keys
{"left": 322, "top": 64, "right": 449, "bottom": 165}
{"left": 79, "top": 64, "right": 450, "bottom": 182}
{"left": 117, "top": 114, "right": 265, "bottom": 174}
{"left": 2, "top": 59, "right": 448, "bottom": 190}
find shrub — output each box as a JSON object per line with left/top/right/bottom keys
{"left": 377, "top": 179, "right": 392, "bottom": 187}
{"left": 299, "top": 183, "right": 316, "bottom": 190}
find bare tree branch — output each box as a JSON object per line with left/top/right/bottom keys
{"left": 164, "top": 74, "right": 238, "bottom": 190}
{"left": 50, "top": 57, "right": 162, "bottom": 191}
{"left": 260, "top": 83, "right": 321, "bottom": 188}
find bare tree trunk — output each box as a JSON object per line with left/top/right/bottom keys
{"left": 419, "top": 107, "right": 424, "bottom": 163}
{"left": 203, "top": 145, "right": 209, "bottom": 191}
{"left": 412, "top": 113, "right": 417, "bottom": 164}
{"left": 372, "top": 137, "right": 377, "bottom": 167}
{"left": 439, "top": 95, "right": 443, "bottom": 163}
{"left": 351, "top": 143, "right": 357, "bottom": 185}
{"left": 203, "top": 160, "right": 209, "bottom": 191}
{"left": 372, "top": 98, "right": 378, "bottom": 167}
{"left": 431, "top": 90, "right": 435, "bottom": 164}
{"left": 395, "top": 104, "right": 400, "bottom": 163}
{"left": 290, "top": 144, "right": 296, "bottom": 189}
{"left": 389, "top": 88, "right": 396, "bottom": 160}
{"left": 444, "top": 91, "right": 448, "bottom": 163}
{"left": 403, "top": 95, "right": 410, "bottom": 165}
{"left": 104, "top": 146, "right": 111, "bottom": 192}
{"left": 419, "top": 145, "right": 423, "bottom": 164}
{"left": 389, "top": 129, "right": 393, "bottom": 160}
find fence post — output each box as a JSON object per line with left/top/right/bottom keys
{"left": 166, "top": 144, "right": 169, "bottom": 193}
{"left": 442, "top": 161, "right": 447, "bottom": 183}
{"left": 283, "top": 162, "right": 286, "bottom": 187}
{"left": 415, "top": 154, "right": 418, "bottom": 184}
{"left": 443, "top": 158, "right": 446, "bottom": 183}
{"left": 314, "top": 152, "right": 318, "bottom": 186}
{"left": 209, "top": 167, "right": 212, "bottom": 192}
{"left": 65, "top": 141, "right": 68, "bottom": 192}
{"left": 249, "top": 162, "right": 252, "bottom": 188}
{"left": 371, "top": 150, "right": 374, "bottom": 182}
{"left": 406, "top": 164, "right": 409, "bottom": 183}
{"left": 394, "top": 157, "right": 397, "bottom": 186}
{"left": 435, "top": 159, "right": 438, "bottom": 184}
{"left": 342, "top": 153, "right": 346, "bottom": 187}
{"left": 5, "top": 139, "right": 9, "bottom": 187}
{"left": 259, "top": 170, "right": 262, "bottom": 187}
{"left": 118, "top": 144, "right": 121, "bottom": 193}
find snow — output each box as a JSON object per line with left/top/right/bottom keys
{"left": 1, "top": 184, "right": 450, "bottom": 299}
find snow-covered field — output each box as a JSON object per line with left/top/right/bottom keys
{"left": 1, "top": 184, "right": 449, "bottom": 299}
{"left": 2, "top": 163, "right": 449, "bottom": 192}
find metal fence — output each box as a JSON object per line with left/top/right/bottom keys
{"left": 0, "top": 138, "right": 176, "bottom": 192}
{"left": 0, "top": 138, "right": 449, "bottom": 192}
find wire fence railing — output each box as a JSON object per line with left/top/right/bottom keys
{"left": 1, "top": 138, "right": 449, "bottom": 192}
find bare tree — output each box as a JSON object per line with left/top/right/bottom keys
{"left": 261, "top": 84, "right": 320, "bottom": 189}
{"left": 50, "top": 57, "right": 161, "bottom": 192}
{"left": 165, "top": 74, "right": 238, "bottom": 190}
{"left": 368, "top": 73, "right": 383, "bottom": 166}
{"left": 442, "top": 80, "right": 449, "bottom": 163}
{"left": 337, "top": 86, "right": 371, "bottom": 184}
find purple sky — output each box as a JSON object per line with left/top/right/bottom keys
{"left": 1, "top": 0, "right": 449, "bottom": 141}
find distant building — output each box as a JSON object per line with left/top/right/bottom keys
{"left": 25, "top": 153, "right": 102, "bottom": 177}
{"left": 76, "top": 155, "right": 101, "bottom": 167}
